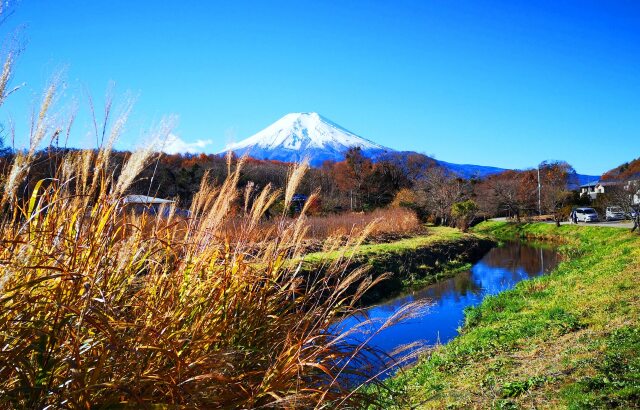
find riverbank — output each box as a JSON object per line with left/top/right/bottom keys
{"left": 377, "top": 222, "right": 640, "bottom": 409}
{"left": 303, "top": 226, "right": 495, "bottom": 304}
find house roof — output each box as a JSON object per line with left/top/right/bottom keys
{"left": 123, "top": 195, "right": 175, "bottom": 205}
{"left": 598, "top": 180, "right": 622, "bottom": 187}
{"left": 580, "top": 180, "right": 599, "bottom": 188}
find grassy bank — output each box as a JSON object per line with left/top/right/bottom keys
{"left": 303, "top": 227, "right": 495, "bottom": 304}
{"left": 378, "top": 222, "right": 640, "bottom": 409}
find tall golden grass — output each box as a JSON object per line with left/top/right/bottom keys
{"left": 0, "top": 154, "right": 350, "bottom": 407}
{"left": 304, "top": 207, "right": 421, "bottom": 240}
{"left": 0, "top": 94, "right": 427, "bottom": 407}
{"left": 218, "top": 207, "right": 422, "bottom": 248}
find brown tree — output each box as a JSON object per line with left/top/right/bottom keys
{"left": 538, "top": 161, "right": 578, "bottom": 226}
{"left": 475, "top": 170, "right": 529, "bottom": 221}
{"left": 604, "top": 179, "right": 640, "bottom": 232}
{"left": 417, "top": 167, "right": 470, "bottom": 225}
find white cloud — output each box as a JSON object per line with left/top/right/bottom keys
{"left": 161, "top": 133, "right": 213, "bottom": 154}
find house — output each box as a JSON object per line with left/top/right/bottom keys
{"left": 122, "top": 195, "right": 190, "bottom": 217}
{"left": 595, "top": 180, "right": 619, "bottom": 194}
{"left": 123, "top": 194, "right": 174, "bottom": 208}
{"left": 579, "top": 181, "right": 599, "bottom": 200}
{"left": 624, "top": 179, "right": 640, "bottom": 205}
{"left": 579, "top": 180, "right": 628, "bottom": 201}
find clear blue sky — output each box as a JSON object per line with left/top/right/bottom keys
{"left": 2, "top": 0, "right": 640, "bottom": 175}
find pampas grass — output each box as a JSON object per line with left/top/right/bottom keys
{"left": 305, "top": 207, "right": 421, "bottom": 240}
{"left": 0, "top": 100, "right": 425, "bottom": 408}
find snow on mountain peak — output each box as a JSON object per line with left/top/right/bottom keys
{"left": 221, "top": 112, "right": 387, "bottom": 153}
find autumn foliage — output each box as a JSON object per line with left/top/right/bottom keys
{"left": 602, "top": 157, "right": 640, "bottom": 181}
{"left": 473, "top": 161, "right": 578, "bottom": 223}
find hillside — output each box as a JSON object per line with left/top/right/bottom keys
{"left": 602, "top": 157, "right": 640, "bottom": 181}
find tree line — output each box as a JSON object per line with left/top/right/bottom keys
{"left": 0, "top": 143, "right": 591, "bottom": 230}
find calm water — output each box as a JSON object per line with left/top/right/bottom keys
{"left": 334, "top": 241, "right": 561, "bottom": 378}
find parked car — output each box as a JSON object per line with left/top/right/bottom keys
{"left": 605, "top": 206, "right": 626, "bottom": 221}
{"left": 575, "top": 207, "right": 599, "bottom": 222}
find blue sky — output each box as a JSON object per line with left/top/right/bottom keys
{"left": 2, "top": 0, "right": 640, "bottom": 175}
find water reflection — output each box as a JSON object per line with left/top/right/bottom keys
{"left": 334, "top": 242, "right": 561, "bottom": 376}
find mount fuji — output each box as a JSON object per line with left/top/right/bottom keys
{"left": 219, "top": 112, "right": 598, "bottom": 181}
{"left": 219, "top": 112, "right": 392, "bottom": 166}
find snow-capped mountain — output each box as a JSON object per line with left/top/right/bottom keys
{"left": 219, "top": 112, "right": 391, "bottom": 166}
{"left": 218, "top": 112, "right": 599, "bottom": 181}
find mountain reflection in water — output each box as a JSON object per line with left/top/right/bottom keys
{"left": 334, "top": 241, "right": 561, "bottom": 374}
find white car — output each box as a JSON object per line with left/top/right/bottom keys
{"left": 605, "top": 206, "right": 625, "bottom": 221}
{"left": 575, "top": 207, "right": 599, "bottom": 222}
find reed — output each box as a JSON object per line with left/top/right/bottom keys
{"left": 304, "top": 207, "right": 421, "bottom": 240}
{"left": 0, "top": 114, "right": 421, "bottom": 408}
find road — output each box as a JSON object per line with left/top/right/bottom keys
{"left": 489, "top": 217, "right": 635, "bottom": 229}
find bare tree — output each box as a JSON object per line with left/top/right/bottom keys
{"left": 475, "top": 170, "right": 529, "bottom": 221}
{"left": 538, "top": 161, "right": 578, "bottom": 226}
{"left": 629, "top": 180, "right": 640, "bottom": 232}
{"left": 606, "top": 179, "right": 640, "bottom": 232}
{"left": 417, "top": 167, "right": 469, "bottom": 225}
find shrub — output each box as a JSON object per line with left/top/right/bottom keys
{"left": 391, "top": 188, "right": 417, "bottom": 208}
{"left": 451, "top": 199, "right": 478, "bottom": 232}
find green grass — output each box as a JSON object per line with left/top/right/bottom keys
{"left": 401, "top": 261, "right": 473, "bottom": 290}
{"left": 376, "top": 222, "right": 640, "bottom": 409}
{"left": 302, "top": 226, "right": 493, "bottom": 304}
{"left": 304, "top": 226, "right": 466, "bottom": 263}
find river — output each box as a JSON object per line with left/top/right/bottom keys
{"left": 334, "top": 241, "right": 562, "bottom": 380}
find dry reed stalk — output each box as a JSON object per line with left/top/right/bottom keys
{"left": 0, "top": 51, "right": 14, "bottom": 107}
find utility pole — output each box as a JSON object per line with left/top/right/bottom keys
{"left": 537, "top": 166, "right": 542, "bottom": 215}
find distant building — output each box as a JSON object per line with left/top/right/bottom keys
{"left": 625, "top": 179, "right": 640, "bottom": 205}
{"left": 291, "top": 194, "right": 308, "bottom": 213}
{"left": 579, "top": 181, "right": 599, "bottom": 200}
{"left": 122, "top": 195, "right": 190, "bottom": 217}
{"left": 579, "top": 180, "right": 625, "bottom": 200}
{"left": 580, "top": 178, "right": 640, "bottom": 206}
{"left": 596, "top": 180, "right": 620, "bottom": 194}
{"left": 123, "top": 195, "right": 175, "bottom": 206}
